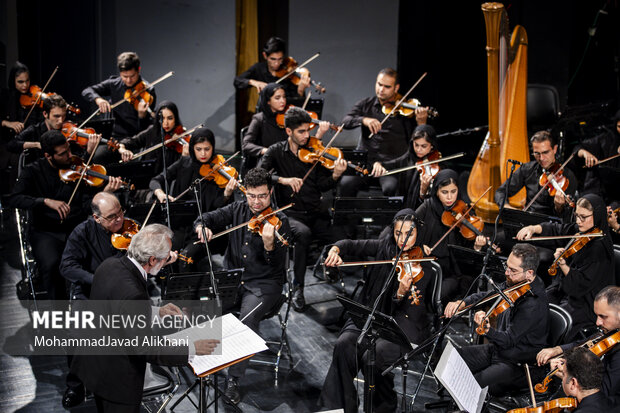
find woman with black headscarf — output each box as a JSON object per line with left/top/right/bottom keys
{"left": 319, "top": 209, "right": 431, "bottom": 413}
{"left": 415, "top": 169, "right": 488, "bottom": 302}
{"left": 517, "top": 193, "right": 615, "bottom": 340}
{"left": 241, "top": 83, "right": 288, "bottom": 168}
{"left": 117, "top": 100, "right": 185, "bottom": 173}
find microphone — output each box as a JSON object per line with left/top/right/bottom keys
{"left": 507, "top": 159, "right": 523, "bottom": 165}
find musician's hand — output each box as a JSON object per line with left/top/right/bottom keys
{"left": 473, "top": 310, "right": 490, "bottom": 332}
{"left": 44, "top": 198, "right": 71, "bottom": 220}
{"left": 194, "top": 339, "right": 220, "bottom": 355}
{"left": 362, "top": 117, "right": 381, "bottom": 135}
{"left": 166, "top": 250, "right": 178, "bottom": 265}
{"left": 536, "top": 346, "right": 563, "bottom": 366}
{"left": 397, "top": 272, "right": 413, "bottom": 297}
{"left": 503, "top": 203, "right": 518, "bottom": 210}
{"left": 103, "top": 176, "right": 123, "bottom": 193}
{"left": 577, "top": 149, "right": 599, "bottom": 168}
{"left": 279, "top": 177, "right": 303, "bottom": 193}
{"left": 195, "top": 225, "right": 213, "bottom": 243}
{"left": 420, "top": 173, "right": 432, "bottom": 196}
{"left": 3, "top": 120, "right": 24, "bottom": 133}
{"left": 86, "top": 133, "right": 101, "bottom": 155}
{"left": 181, "top": 144, "right": 190, "bottom": 157}
{"left": 607, "top": 206, "right": 620, "bottom": 231}
{"left": 554, "top": 192, "right": 566, "bottom": 210}
{"left": 332, "top": 158, "right": 347, "bottom": 180}
{"left": 553, "top": 248, "right": 567, "bottom": 265}
{"left": 444, "top": 300, "right": 465, "bottom": 318}
{"left": 423, "top": 244, "right": 432, "bottom": 256}
{"left": 297, "top": 72, "right": 311, "bottom": 96}
{"left": 370, "top": 162, "right": 387, "bottom": 177}
{"left": 137, "top": 100, "right": 148, "bottom": 119}
{"left": 324, "top": 246, "right": 343, "bottom": 267}
{"left": 118, "top": 146, "right": 134, "bottom": 162}
{"left": 154, "top": 189, "right": 175, "bottom": 203}
{"left": 550, "top": 357, "right": 566, "bottom": 379}
{"left": 159, "top": 303, "right": 184, "bottom": 318}
{"left": 224, "top": 178, "right": 238, "bottom": 198}
{"left": 474, "top": 235, "right": 487, "bottom": 251}
{"left": 516, "top": 225, "right": 539, "bottom": 240}
{"left": 415, "top": 106, "right": 429, "bottom": 125}
{"left": 315, "top": 121, "right": 330, "bottom": 139}
{"left": 260, "top": 221, "right": 276, "bottom": 251}
{"left": 95, "top": 97, "right": 111, "bottom": 113}
{"left": 249, "top": 79, "right": 267, "bottom": 93}
{"left": 23, "top": 141, "right": 41, "bottom": 150}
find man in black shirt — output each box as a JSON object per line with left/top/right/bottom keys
{"left": 194, "top": 167, "right": 290, "bottom": 404}
{"left": 494, "top": 131, "right": 577, "bottom": 218}
{"left": 444, "top": 243, "right": 550, "bottom": 395}
{"left": 340, "top": 68, "right": 428, "bottom": 196}
{"left": 259, "top": 107, "right": 347, "bottom": 311}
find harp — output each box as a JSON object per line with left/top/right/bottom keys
{"left": 467, "top": 2, "right": 530, "bottom": 222}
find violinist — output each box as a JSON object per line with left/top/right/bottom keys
{"left": 516, "top": 194, "right": 615, "bottom": 340}
{"left": 444, "top": 243, "right": 550, "bottom": 395}
{"left": 340, "top": 68, "right": 428, "bottom": 197}
{"left": 537, "top": 286, "right": 620, "bottom": 406}
{"left": 5, "top": 131, "right": 122, "bottom": 299}
{"left": 82, "top": 52, "right": 155, "bottom": 142}
{"left": 117, "top": 100, "right": 186, "bottom": 171}
{"left": 193, "top": 167, "right": 290, "bottom": 405}
{"left": 259, "top": 106, "right": 347, "bottom": 311}
{"left": 233, "top": 37, "right": 308, "bottom": 100}
{"left": 495, "top": 131, "right": 577, "bottom": 219}
{"left": 149, "top": 128, "right": 233, "bottom": 267}
{"left": 241, "top": 83, "right": 288, "bottom": 168}
{"left": 415, "top": 169, "right": 488, "bottom": 302}
{"left": 319, "top": 209, "right": 431, "bottom": 413}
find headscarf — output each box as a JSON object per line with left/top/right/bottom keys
{"left": 408, "top": 124, "right": 439, "bottom": 160}
{"left": 428, "top": 169, "right": 460, "bottom": 216}
{"left": 155, "top": 100, "right": 182, "bottom": 130}
{"left": 188, "top": 127, "right": 215, "bottom": 164}
{"left": 258, "top": 83, "right": 286, "bottom": 119}
{"left": 580, "top": 193, "right": 613, "bottom": 258}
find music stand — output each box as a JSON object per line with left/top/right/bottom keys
{"left": 331, "top": 196, "right": 403, "bottom": 239}
{"left": 106, "top": 159, "right": 158, "bottom": 190}
{"left": 501, "top": 209, "right": 561, "bottom": 240}
{"left": 82, "top": 118, "right": 114, "bottom": 140}
{"left": 448, "top": 245, "right": 506, "bottom": 282}
{"left": 340, "top": 149, "right": 368, "bottom": 176}
{"left": 127, "top": 200, "right": 198, "bottom": 229}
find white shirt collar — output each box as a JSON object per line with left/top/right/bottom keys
{"left": 127, "top": 256, "right": 148, "bottom": 281}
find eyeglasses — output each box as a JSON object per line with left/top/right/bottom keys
{"left": 502, "top": 262, "right": 525, "bottom": 275}
{"left": 532, "top": 149, "right": 553, "bottom": 158}
{"left": 100, "top": 209, "right": 125, "bottom": 222}
{"left": 246, "top": 193, "right": 270, "bottom": 201}
{"left": 574, "top": 213, "right": 593, "bottom": 222}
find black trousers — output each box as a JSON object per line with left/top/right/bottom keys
{"left": 30, "top": 229, "right": 67, "bottom": 299}
{"left": 319, "top": 319, "right": 401, "bottom": 413}
{"left": 288, "top": 212, "right": 333, "bottom": 288}
{"left": 338, "top": 175, "right": 399, "bottom": 197}
{"left": 94, "top": 394, "right": 140, "bottom": 413}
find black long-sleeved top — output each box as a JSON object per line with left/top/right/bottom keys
{"left": 59, "top": 217, "right": 125, "bottom": 299}
{"left": 242, "top": 112, "right": 287, "bottom": 159}
{"left": 4, "top": 158, "right": 93, "bottom": 233}
{"left": 233, "top": 62, "right": 299, "bottom": 99}
{"left": 334, "top": 237, "right": 431, "bottom": 344}
{"left": 193, "top": 201, "right": 290, "bottom": 296}
{"left": 573, "top": 391, "right": 618, "bottom": 413}
{"left": 382, "top": 149, "right": 425, "bottom": 209}
{"left": 82, "top": 76, "right": 155, "bottom": 139}
{"left": 539, "top": 222, "right": 615, "bottom": 327}
{"left": 494, "top": 160, "right": 577, "bottom": 218}
{"left": 120, "top": 124, "right": 180, "bottom": 174}
{"left": 259, "top": 139, "right": 339, "bottom": 214}
{"left": 342, "top": 96, "right": 414, "bottom": 164}
{"left": 573, "top": 128, "right": 620, "bottom": 202}
{"left": 0, "top": 88, "right": 43, "bottom": 142}
{"left": 463, "top": 276, "right": 549, "bottom": 363}
{"left": 7, "top": 120, "right": 47, "bottom": 154}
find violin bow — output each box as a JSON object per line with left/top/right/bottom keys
{"left": 367, "top": 71, "right": 427, "bottom": 140}
{"left": 587, "top": 152, "right": 620, "bottom": 167}
{"left": 276, "top": 53, "right": 320, "bottom": 84}
{"left": 141, "top": 200, "right": 158, "bottom": 227}
{"left": 23, "top": 66, "right": 59, "bottom": 125}
{"left": 514, "top": 232, "right": 604, "bottom": 242}
{"left": 301, "top": 92, "right": 312, "bottom": 110}
{"left": 429, "top": 186, "right": 491, "bottom": 253}
{"left": 524, "top": 152, "right": 575, "bottom": 212}
{"left": 173, "top": 151, "right": 241, "bottom": 201}
{"left": 524, "top": 363, "right": 538, "bottom": 408}
{"left": 125, "top": 123, "right": 203, "bottom": 162}
{"left": 383, "top": 152, "right": 466, "bottom": 176}
{"left": 337, "top": 257, "right": 436, "bottom": 267}
{"left": 445, "top": 280, "right": 532, "bottom": 318}
{"left": 66, "top": 136, "right": 101, "bottom": 208}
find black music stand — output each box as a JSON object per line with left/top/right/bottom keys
{"left": 340, "top": 149, "right": 368, "bottom": 176}
{"left": 448, "top": 244, "right": 506, "bottom": 282}
{"left": 331, "top": 196, "right": 403, "bottom": 239}
{"left": 127, "top": 199, "right": 198, "bottom": 228}
{"left": 501, "top": 209, "right": 561, "bottom": 240}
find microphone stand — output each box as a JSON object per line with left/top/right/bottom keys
{"left": 357, "top": 217, "right": 414, "bottom": 413}
{"left": 159, "top": 122, "right": 172, "bottom": 229}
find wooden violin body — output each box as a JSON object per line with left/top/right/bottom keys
{"left": 199, "top": 154, "right": 246, "bottom": 193}
{"left": 297, "top": 137, "right": 369, "bottom": 176}
{"left": 476, "top": 282, "right": 531, "bottom": 335}
{"left": 164, "top": 125, "right": 189, "bottom": 154}
{"left": 59, "top": 156, "right": 134, "bottom": 190}
{"left": 548, "top": 228, "right": 602, "bottom": 276}
{"left": 275, "top": 56, "right": 326, "bottom": 93}
{"left": 507, "top": 397, "right": 577, "bottom": 413}
{"left": 61, "top": 122, "right": 119, "bottom": 152}
{"left": 395, "top": 247, "right": 425, "bottom": 305}
{"left": 441, "top": 200, "right": 485, "bottom": 241}
{"left": 382, "top": 95, "right": 439, "bottom": 119}
{"left": 248, "top": 207, "right": 289, "bottom": 246}
{"left": 111, "top": 218, "right": 140, "bottom": 250}
{"left": 124, "top": 80, "right": 154, "bottom": 115}
{"left": 20, "top": 85, "right": 81, "bottom": 114}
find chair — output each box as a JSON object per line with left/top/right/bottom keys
{"left": 548, "top": 303, "right": 572, "bottom": 347}
{"left": 527, "top": 84, "right": 561, "bottom": 133}
{"left": 239, "top": 126, "right": 254, "bottom": 180}
{"left": 427, "top": 261, "right": 444, "bottom": 330}
{"left": 614, "top": 245, "right": 620, "bottom": 286}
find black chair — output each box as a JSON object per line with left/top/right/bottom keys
{"left": 427, "top": 261, "right": 444, "bottom": 330}
{"left": 548, "top": 303, "right": 572, "bottom": 347}
{"left": 527, "top": 84, "right": 561, "bottom": 133}
{"left": 614, "top": 245, "right": 620, "bottom": 285}
{"left": 239, "top": 126, "right": 254, "bottom": 180}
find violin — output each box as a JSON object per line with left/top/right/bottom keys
{"left": 59, "top": 156, "right": 134, "bottom": 190}
{"left": 548, "top": 228, "right": 603, "bottom": 276}
{"left": 20, "top": 85, "right": 81, "bottom": 114}
{"left": 274, "top": 56, "right": 326, "bottom": 94}
{"left": 539, "top": 162, "right": 574, "bottom": 207}
{"left": 199, "top": 154, "right": 246, "bottom": 193}
{"left": 61, "top": 122, "right": 119, "bottom": 152}
{"left": 416, "top": 150, "right": 442, "bottom": 178}
{"left": 248, "top": 207, "right": 289, "bottom": 246}
{"left": 381, "top": 94, "right": 438, "bottom": 119}
{"left": 441, "top": 200, "right": 485, "bottom": 241}
{"left": 297, "top": 137, "right": 369, "bottom": 176}
{"left": 124, "top": 80, "right": 154, "bottom": 116}
{"left": 275, "top": 105, "right": 338, "bottom": 131}
{"left": 395, "top": 247, "right": 425, "bottom": 305}
{"left": 507, "top": 397, "right": 577, "bottom": 413}
{"left": 163, "top": 125, "right": 189, "bottom": 154}
{"left": 476, "top": 282, "right": 532, "bottom": 335}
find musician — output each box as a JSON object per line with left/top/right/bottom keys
{"left": 259, "top": 106, "right": 347, "bottom": 311}
{"left": 414, "top": 169, "right": 488, "bottom": 302}
{"left": 82, "top": 51, "right": 155, "bottom": 142}
{"left": 194, "top": 167, "right": 290, "bottom": 404}
{"left": 70, "top": 224, "right": 219, "bottom": 412}
{"left": 494, "top": 131, "right": 577, "bottom": 219}
{"left": 573, "top": 109, "right": 620, "bottom": 203}
{"left": 117, "top": 100, "right": 187, "bottom": 172}
{"left": 319, "top": 209, "right": 431, "bottom": 413}
{"left": 233, "top": 36, "right": 309, "bottom": 100}
{"left": 149, "top": 127, "right": 233, "bottom": 268}
{"left": 516, "top": 194, "right": 615, "bottom": 340}
{"left": 4, "top": 131, "right": 121, "bottom": 299}
{"left": 241, "top": 83, "right": 288, "bottom": 169}
{"left": 444, "top": 243, "right": 550, "bottom": 395}
{"left": 537, "top": 286, "right": 620, "bottom": 405}
{"left": 339, "top": 68, "right": 428, "bottom": 197}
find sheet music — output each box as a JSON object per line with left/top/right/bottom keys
{"left": 434, "top": 341, "right": 488, "bottom": 413}
{"left": 166, "top": 313, "right": 267, "bottom": 376}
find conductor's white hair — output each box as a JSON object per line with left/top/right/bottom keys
{"left": 127, "top": 224, "right": 173, "bottom": 265}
